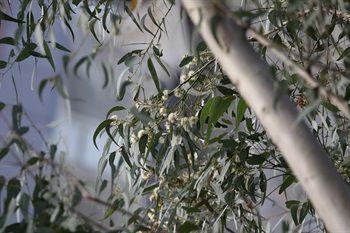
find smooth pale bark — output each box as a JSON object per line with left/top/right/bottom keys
{"left": 182, "top": 0, "right": 350, "bottom": 232}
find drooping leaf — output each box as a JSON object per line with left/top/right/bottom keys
{"left": 147, "top": 58, "right": 161, "bottom": 94}
{"left": 141, "top": 14, "right": 155, "bottom": 37}
{"left": 0, "top": 147, "right": 9, "bottom": 160}
{"left": 0, "top": 11, "right": 26, "bottom": 23}
{"left": 236, "top": 97, "right": 248, "bottom": 129}
{"left": 0, "top": 37, "right": 18, "bottom": 45}
{"left": 337, "top": 47, "right": 350, "bottom": 61}
{"left": 54, "top": 42, "right": 71, "bottom": 52}
{"left": 153, "top": 53, "right": 170, "bottom": 76}
{"left": 106, "top": 106, "right": 127, "bottom": 119}
{"left": 147, "top": 6, "right": 163, "bottom": 32}
{"left": 124, "top": 5, "right": 143, "bottom": 33}
{"left": 43, "top": 41, "right": 55, "bottom": 71}
{"left": 279, "top": 175, "right": 295, "bottom": 194}
{"left": 93, "top": 119, "right": 114, "bottom": 150}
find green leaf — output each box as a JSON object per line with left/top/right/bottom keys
{"left": 0, "top": 102, "right": 5, "bottom": 111}
{"left": 118, "top": 52, "right": 132, "bottom": 65}
{"left": 74, "top": 56, "right": 88, "bottom": 77}
{"left": 27, "top": 50, "right": 48, "bottom": 58}
{"left": 139, "top": 135, "right": 148, "bottom": 154}
{"left": 64, "top": 17, "right": 75, "bottom": 41}
{"left": 279, "top": 175, "right": 295, "bottom": 194}
{"left": 0, "top": 11, "right": 25, "bottom": 23}
{"left": 0, "top": 176, "right": 6, "bottom": 194}
{"left": 0, "top": 147, "right": 9, "bottom": 160}
{"left": 89, "top": 19, "right": 101, "bottom": 44}
{"left": 15, "top": 49, "right": 30, "bottom": 62}
{"left": 299, "top": 202, "right": 309, "bottom": 224}
{"left": 106, "top": 106, "right": 127, "bottom": 118}
{"left": 121, "top": 145, "right": 132, "bottom": 168}
{"left": 0, "top": 60, "right": 6, "bottom": 69}
{"left": 236, "top": 97, "right": 248, "bottom": 129}
{"left": 93, "top": 119, "right": 114, "bottom": 150}
{"left": 337, "top": 47, "right": 350, "bottom": 61}
{"left": 38, "top": 79, "right": 48, "bottom": 102}
{"left": 102, "top": 2, "right": 111, "bottom": 33}
{"left": 201, "top": 96, "right": 234, "bottom": 142}
{"left": 179, "top": 56, "right": 193, "bottom": 67}
{"left": 54, "top": 42, "right": 71, "bottom": 53}
{"left": 43, "top": 41, "right": 55, "bottom": 71}
{"left": 217, "top": 85, "right": 237, "bottom": 95}
{"left": 196, "top": 41, "right": 207, "bottom": 58}
{"left": 246, "top": 152, "right": 268, "bottom": 165}
{"left": 285, "top": 200, "right": 300, "bottom": 209}
{"left": 83, "top": 0, "right": 99, "bottom": 20}
{"left": 118, "top": 81, "right": 132, "bottom": 101}
{"left": 178, "top": 221, "right": 199, "bottom": 232}
{"left": 153, "top": 53, "right": 170, "bottom": 76}
{"left": 148, "top": 6, "right": 163, "bottom": 32}
{"left": 71, "top": 186, "right": 82, "bottom": 208}
{"left": 102, "top": 63, "right": 109, "bottom": 88}
{"left": 147, "top": 58, "right": 161, "bottom": 94}
{"left": 0, "top": 37, "right": 18, "bottom": 45}
{"left": 5, "top": 178, "right": 21, "bottom": 210}
{"left": 12, "top": 104, "right": 23, "bottom": 131}
{"left": 26, "top": 157, "right": 39, "bottom": 166}
{"left": 141, "top": 14, "right": 155, "bottom": 37}
{"left": 291, "top": 204, "right": 299, "bottom": 225}
{"left": 124, "top": 5, "right": 143, "bottom": 33}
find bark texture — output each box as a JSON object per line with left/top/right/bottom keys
{"left": 182, "top": 0, "right": 350, "bottom": 231}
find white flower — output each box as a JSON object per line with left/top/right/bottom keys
{"left": 159, "top": 136, "right": 165, "bottom": 143}
{"left": 189, "top": 116, "right": 198, "bottom": 126}
{"left": 168, "top": 112, "right": 177, "bottom": 123}
{"left": 173, "top": 135, "right": 182, "bottom": 146}
{"left": 137, "top": 129, "right": 146, "bottom": 139}
{"left": 165, "top": 121, "right": 171, "bottom": 132}
{"left": 162, "top": 90, "right": 170, "bottom": 100}
{"left": 135, "top": 101, "right": 141, "bottom": 109}
{"left": 110, "top": 115, "right": 119, "bottom": 126}
{"left": 188, "top": 70, "right": 195, "bottom": 77}
{"left": 160, "top": 107, "right": 167, "bottom": 116}
{"left": 180, "top": 74, "right": 187, "bottom": 83}
{"left": 180, "top": 117, "right": 190, "bottom": 131}
{"left": 130, "top": 134, "right": 138, "bottom": 144}
{"left": 174, "top": 88, "right": 182, "bottom": 98}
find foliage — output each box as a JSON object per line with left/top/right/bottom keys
{"left": 1, "top": 0, "right": 350, "bottom": 232}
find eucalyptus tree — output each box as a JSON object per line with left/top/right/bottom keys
{"left": 1, "top": 0, "right": 350, "bottom": 232}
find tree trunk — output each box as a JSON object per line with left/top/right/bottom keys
{"left": 182, "top": 0, "right": 350, "bottom": 231}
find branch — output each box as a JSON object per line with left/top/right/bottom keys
{"left": 181, "top": 0, "right": 350, "bottom": 232}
